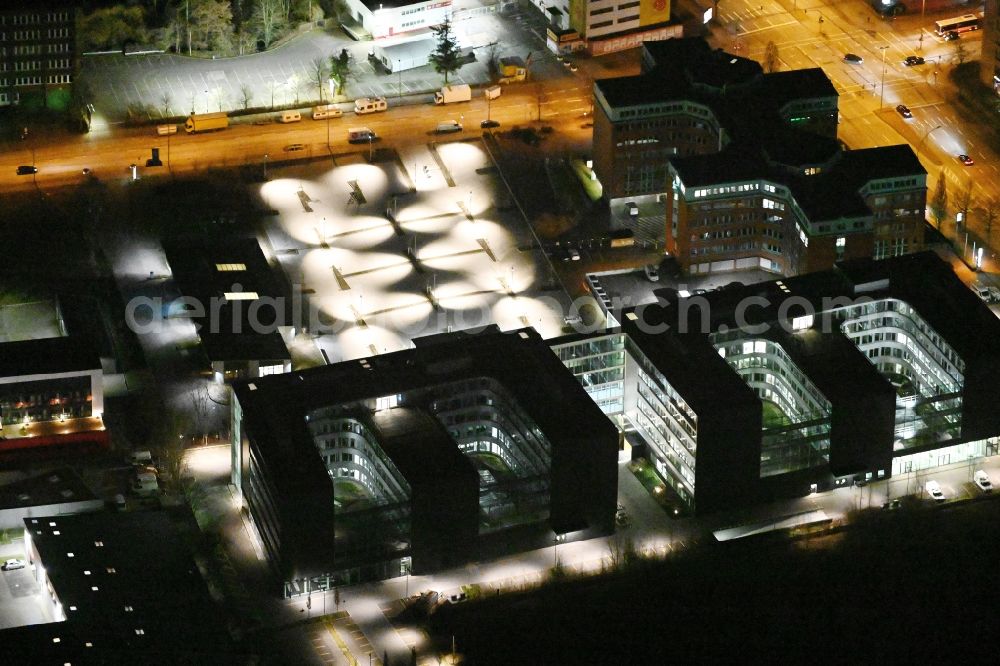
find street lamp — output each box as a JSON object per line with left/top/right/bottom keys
{"left": 263, "top": 153, "right": 269, "bottom": 180}
{"left": 918, "top": 124, "right": 943, "bottom": 150}
{"left": 878, "top": 45, "right": 889, "bottom": 109}
{"left": 397, "top": 60, "right": 403, "bottom": 98}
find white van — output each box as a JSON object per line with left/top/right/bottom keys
{"left": 435, "top": 120, "right": 462, "bottom": 133}
{"left": 348, "top": 127, "right": 376, "bottom": 143}
{"left": 279, "top": 110, "right": 302, "bottom": 123}
{"left": 156, "top": 124, "right": 178, "bottom": 136}
{"left": 354, "top": 96, "right": 387, "bottom": 115}
{"left": 129, "top": 450, "right": 153, "bottom": 466}
{"left": 312, "top": 104, "right": 343, "bottom": 120}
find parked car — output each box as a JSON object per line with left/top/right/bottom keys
{"left": 895, "top": 104, "right": 912, "bottom": 118}
{"left": 958, "top": 154, "right": 975, "bottom": 166}
{"left": 480, "top": 119, "right": 501, "bottom": 129}
{"left": 568, "top": 248, "right": 581, "bottom": 261}
{"left": 974, "top": 470, "right": 993, "bottom": 492}
{"left": 881, "top": 498, "right": 902, "bottom": 511}
{"left": 989, "top": 286, "right": 1000, "bottom": 302}
{"left": 843, "top": 53, "right": 864, "bottom": 64}
{"left": 903, "top": 55, "right": 925, "bottom": 66}
{"left": 925, "top": 480, "right": 946, "bottom": 502}
{"left": 1, "top": 558, "right": 25, "bottom": 571}
{"left": 16, "top": 165, "right": 37, "bottom": 175}
{"left": 943, "top": 31, "right": 959, "bottom": 41}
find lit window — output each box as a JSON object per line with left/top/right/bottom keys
{"left": 52, "top": 637, "right": 60, "bottom": 643}
{"left": 754, "top": 341, "right": 766, "bottom": 354}
{"left": 792, "top": 315, "right": 814, "bottom": 331}
{"left": 106, "top": 567, "right": 116, "bottom": 574}
{"left": 375, "top": 395, "right": 398, "bottom": 411}
{"left": 91, "top": 586, "right": 99, "bottom": 591}
{"left": 224, "top": 291, "right": 259, "bottom": 301}
{"left": 94, "top": 541, "right": 104, "bottom": 547}
{"left": 67, "top": 553, "right": 74, "bottom": 558}
{"left": 84, "top": 570, "right": 91, "bottom": 575}
{"left": 836, "top": 237, "right": 846, "bottom": 248}
{"left": 742, "top": 341, "right": 754, "bottom": 355}
{"left": 125, "top": 605, "right": 133, "bottom": 612}
{"left": 135, "top": 629, "right": 145, "bottom": 636}
{"left": 215, "top": 263, "right": 247, "bottom": 272}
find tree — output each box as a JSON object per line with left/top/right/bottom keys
{"left": 79, "top": 6, "right": 148, "bottom": 52}
{"left": 763, "top": 41, "right": 779, "bottom": 73}
{"left": 956, "top": 182, "right": 974, "bottom": 235}
{"left": 190, "top": 0, "right": 234, "bottom": 53}
{"left": 953, "top": 39, "right": 968, "bottom": 65}
{"left": 429, "top": 19, "right": 463, "bottom": 85}
{"left": 253, "top": 0, "right": 285, "bottom": 49}
{"left": 310, "top": 56, "right": 329, "bottom": 102}
{"left": 982, "top": 198, "right": 999, "bottom": 246}
{"left": 239, "top": 82, "right": 253, "bottom": 110}
{"left": 159, "top": 90, "right": 172, "bottom": 117}
{"left": 929, "top": 172, "right": 949, "bottom": 230}
{"left": 329, "top": 48, "right": 351, "bottom": 97}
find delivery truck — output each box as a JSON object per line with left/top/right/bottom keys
{"left": 184, "top": 111, "right": 229, "bottom": 133}
{"left": 434, "top": 84, "right": 472, "bottom": 105}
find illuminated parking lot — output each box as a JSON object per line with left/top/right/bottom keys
{"left": 260, "top": 139, "right": 575, "bottom": 361}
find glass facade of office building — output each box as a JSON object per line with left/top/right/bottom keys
{"left": 625, "top": 339, "right": 698, "bottom": 507}
{"left": 300, "top": 378, "right": 554, "bottom": 584}
{"left": 551, "top": 333, "right": 627, "bottom": 416}
{"left": 712, "top": 334, "right": 832, "bottom": 478}
{"left": 429, "top": 378, "right": 553, "bottom": 534}
{"left": 891, "top": 436, "right": 1000, "bottom": 476}
{"left": 832, "top": 298, "right": 964, "bottom": 449}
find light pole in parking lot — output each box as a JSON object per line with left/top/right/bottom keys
{"left": 263, "top": 153, "right": 269, "bottom": 180}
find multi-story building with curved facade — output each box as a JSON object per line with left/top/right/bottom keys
{"left": 597, "top": 251, "right": 1000, "bottom": 513}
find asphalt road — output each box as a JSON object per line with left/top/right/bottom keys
{"left": 711, "top": 0, "right": 1000, "bottom": 273}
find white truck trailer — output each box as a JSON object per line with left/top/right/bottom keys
{"left": 434, "top": 84, "right": 472, "bottom": 105}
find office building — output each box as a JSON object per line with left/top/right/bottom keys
{"left": 341, "top": 0, "right": 452, "bottom": 40}
{"left": 591, "top": 38, "right": 925, "bottom": 274}
{"left": 553, "top": 252, "right": 1000, "bottom": 513}
{"left": 0, "top": 1, "right": 76, "bottom": 107}
{"left": 162, "top": 236, "right": 292, "bottom": 383}
{"left": 592, "top": 38, "right": 839, "bottom": 208}
{"left": 231, "top": 327, "right": 618, "bottom": 596}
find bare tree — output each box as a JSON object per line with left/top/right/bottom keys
{"left": 953, "top": 39, "right": 968, "bottom": 65}
{"left": 763, "top": 41, "right": 780, "bottom": 73}
{"left": 266, "top": 78, "right": 280, "bottom": 109}
{"left": 239, "top": 82, "right": 253, "bottom": 110}
{"left": 310, "top": 56, "right": 328, "bottom": 102}
{"left": 159, "top": 90, "right": 172, "bottom": 118}
{"left": 254, "top": 0, "right": 284, "bottom": 49}
{"left": 956, "top": 182, "right": 974, "bottom": 235}
{"left": 929, "top": 172, "right": 948, "bottom": 231}
{"left": 982, "top": 198, "right": 999, "bottom": 246}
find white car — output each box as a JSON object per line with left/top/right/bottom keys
{"left": 925, "top": 480, "right": 946, "bottom": 502}
{"left": 568, "top": 248, "right": 581, "bottom": 261}
{"left": 974, "top": 470, "right": 993, "bottom": 493}
{"left": 2, "top": 558, "right": 26, "bottom": 571}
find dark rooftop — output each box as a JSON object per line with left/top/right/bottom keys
{"left": 234, "top": 328, "right": 616, "bottom": 576}
{"left": 670, "top": 142, "right": 924, "bottom": 224}
{"left": 0, "top": 336, "right": 100, "bottom": 378}
{"left": 162, "top": 236, "right": 290, "bottom": 363}
{"left": 0, "top": 467, "right": 98, "bottom": 510}
{"left": 373, "top": 408, "right": 475, "bottom": 485}
{"left": 11, "top": 511, "right": 234, "bottom": 663}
